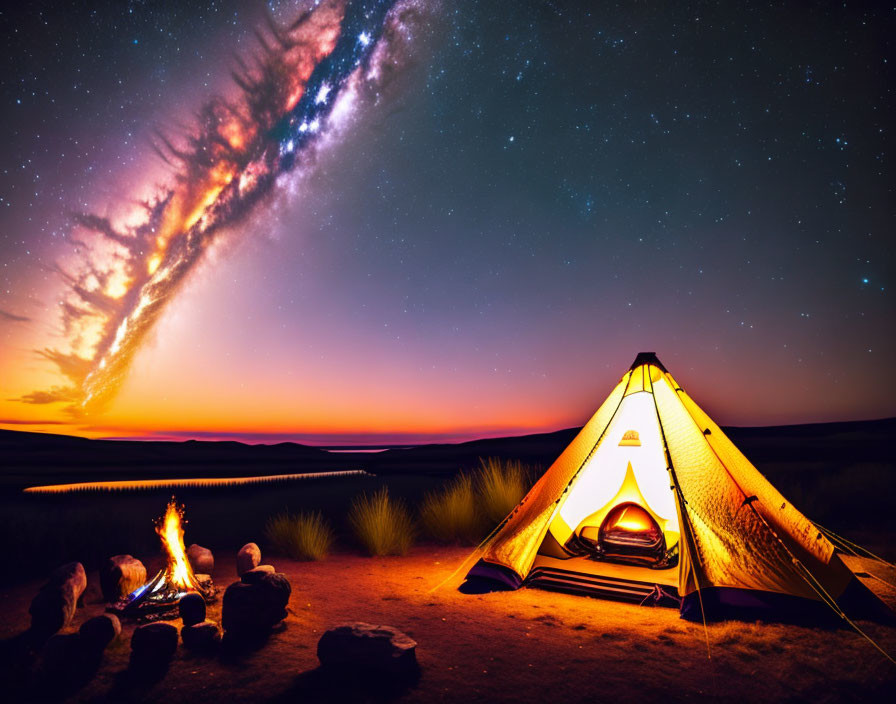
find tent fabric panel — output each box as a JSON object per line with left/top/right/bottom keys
{"left": 653, "top": 377, "right": 820, "bottom": 599}
{"left": 477, "top": 375, "right": 631, "bottom": 581}
{"left": 466, "top": 559, "right": 524, "bottom": 590}
{"left": 837, "top": 555, "right": 896, "bottom": 613}
{"left": 676, "top": 390, "right": 837, "bottom": 570}
{"left": 625, "top": 366, "right": 645, "bottom": 395}
{"left": 680, "top": 586, "right": 839, "bottom": 623}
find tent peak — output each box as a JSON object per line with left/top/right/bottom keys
{"left": 630, "top": 352, "right": 667, "bottom": 373}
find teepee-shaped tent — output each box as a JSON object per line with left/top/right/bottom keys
{"left": 466, "top": 352, "right": 889, "bottom": 621}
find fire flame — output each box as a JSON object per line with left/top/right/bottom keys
{"left": 155, "top": 498, "right": 198, "bottom": 590}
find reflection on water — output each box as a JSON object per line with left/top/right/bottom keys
{"left": 23, "top": 470, "right": 369, "bottom": 494}
{"left": 2, "top": 472, "right": 442, "bottom": 584}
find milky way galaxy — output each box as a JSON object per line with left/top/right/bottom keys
{"left": 2, "top": 1, "right": 893, "bottom": 441}
{"left": 25, "top": 0, "right": 424, "bottom": 416}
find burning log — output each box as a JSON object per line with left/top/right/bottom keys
{"left": 110, "top": 498, "right": 216, "bottom": 620}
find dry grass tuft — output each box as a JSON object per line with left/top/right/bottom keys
{"left": 349, "top": 487, "right": 415, "bottom": 556}
{"left": 419, "top": 474, "right": 482, "bottom": 544}
{"left": 477, "top": 457, "right": 531, "bottom": 525}
{"left": 265, "top": 510, "right": 335, "bottom": 561}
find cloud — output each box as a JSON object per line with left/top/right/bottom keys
{"left": 0, "top": 308, "right": 31, "bottom": 323}
{"left": 37, "top": 350, "right": 93, "bottom": 384}
{"left": 0, "top": 417, "right": 67, "bottom": 425}
{"left": 11, "top": 386, "right": 80, "bottom": 405}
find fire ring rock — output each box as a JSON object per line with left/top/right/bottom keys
{"left": 236, "top": 542, "right": 261, "bottom": 576}
{"left": 130, "top": 622, "right": 178, "bottom": 669}
{"left": 187, "top": 544, "right": 214, "bottom": 574}
{"left": 100, "top": 555, "right": 146, "bottom": 602}
{"left": 29, "top": 562, "right": 87, "bottom": 639}
{"left": 182, "top": 620, "right": 221, "bottom": 651}
{"left": 179, "top": 592, "right": 206, "bottom": 626}
{"left": 79, "top": 614, "right": 121, "bottom": 651}
{"left": 37, "top": 632, "right": 84, "bottom": 682}
{"left": 317, "top": 622, "right": 418, "bottom": 676}
{"left": 241, "top": 564, "right": 276, "bottom": 584}
{"left": 222, "top": 572, "right": 291, "bottom": 637}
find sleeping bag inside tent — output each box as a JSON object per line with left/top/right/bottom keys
{"left": 465, "top": 352, "right": 890, "bottom": 622}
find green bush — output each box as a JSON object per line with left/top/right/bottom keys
{"left": 477, "top": 457, "right": 530, "bottom": 525}
{"left": 349, "top": 487, "right": 415, "bottom": 556}
{"left": 419, "top": 473, "right": 482, "bottom": 544}
{"left": 265, "top": 510, "right": 335, "bottom": 561}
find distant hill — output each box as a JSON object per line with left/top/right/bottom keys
{"left": 2, "top": 417, "right": 894, "bottom": 490}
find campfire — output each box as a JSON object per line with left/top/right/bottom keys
{"left": 110, "top": 497, "right": 216, "bottom": 620}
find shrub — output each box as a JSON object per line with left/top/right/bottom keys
{"left": 419, "top": 473, "right": 482, "bottom": 544}
{"left": 265, "top": 510, "right": 335, "bottom": 561}
{"left": 349, "top": 487, "right": 415, "bottom": 556}
{"left": 477, "top": 457, "right": 530, "bottom": 525}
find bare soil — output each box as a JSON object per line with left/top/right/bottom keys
{"left": 1, "top": 547, "right": 895, "bottom": 703}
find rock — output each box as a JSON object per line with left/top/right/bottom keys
{"left": 241, "top": 564, "right": 275, "bottom": 583}
{"left": 181, "top": 620, "right": 221, "bottom": 651}
{"left": 222, "top": 572, "right": 291, "bottom": 637}
{"left": 317, "top": 623, "right": 418, "bottom": 676}
{"left": 37, "top": 632, "right": 83, "bottom": 680}
{"left": 179, "top": 592, "right": 206, "bottom": 626}
{"left": 37, "top": 629, "right": 107, "bottom": 692}
{"left": 79, "top": 614, "right": 121, "bottom": 651}
{"left": 130, "top": 622, "right": 178, "bottom": 668}
{"left": 51, "top": 561, "right": 87, "bottom": 593}
{"left": 237, "top": 542, "right": 261, "bottom": 576}
{"left": 29, "top": 562, "right": 87, "bottom": 638}
{"left": 100, "top": 554, "right": 146, "bottom": 602}
{"left": 187, "top": 544, "right": 214, "bottom": 574}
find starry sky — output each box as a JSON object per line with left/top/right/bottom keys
{"left": 0, "top": 0, "right": 893, "bottom": 445}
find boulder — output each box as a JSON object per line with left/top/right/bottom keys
{"left": 79, "top": 614, "right": 121, "bottom": 651}
{"left": 130, "top": 622, "right": 178, "bottom": 669}
{"left": 186, "top": 544, "right": 214, "bottom": 574}
{"left": 100, "top": 554, "right": 146, "bottom": 602}
{"left": 36, "top": 628, "right": 107, "bottom": 692}
{"left": 179, "top": 592, "right": 206, "bottom": 626}
{"left": 241, "top": 564, "right": 275, "bottom": 584}
{"left": 317, "top": 623, "right": 418, "bottom": 676}
{"left": 222, "top": 572, "right": 291, "bottom": 637}
{"left": 37, "top": 632, "right": 84, "bottom": 680}
{"left": 29, "top": 562, "right": 87, "bottom": 638}
{"left": 237, "top": 542, "right": 261, "bottom": 576}
{"left": 181, "top": 620, "right": 221, "bottom": 651}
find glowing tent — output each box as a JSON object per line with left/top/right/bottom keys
{"left": 466, "top": 352, "right": 891, "bottom": 621}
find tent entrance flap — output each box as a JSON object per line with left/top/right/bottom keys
{"left": 545, "top": 390, "right": 681, "bottom": 570}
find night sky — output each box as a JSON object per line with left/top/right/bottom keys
{"left": 1, "top": 1, "right": 893, "bottom": 444}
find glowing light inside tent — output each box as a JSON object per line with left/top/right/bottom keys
{"left": 555, "top": 390, "right": 679, "bottom": 543}
{"left": 607, "top": 504, "right": 655, "bottom": 533}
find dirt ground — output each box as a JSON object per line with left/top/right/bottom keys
{"left": 2, "top": 546, "right": 895, "bottom": 703}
